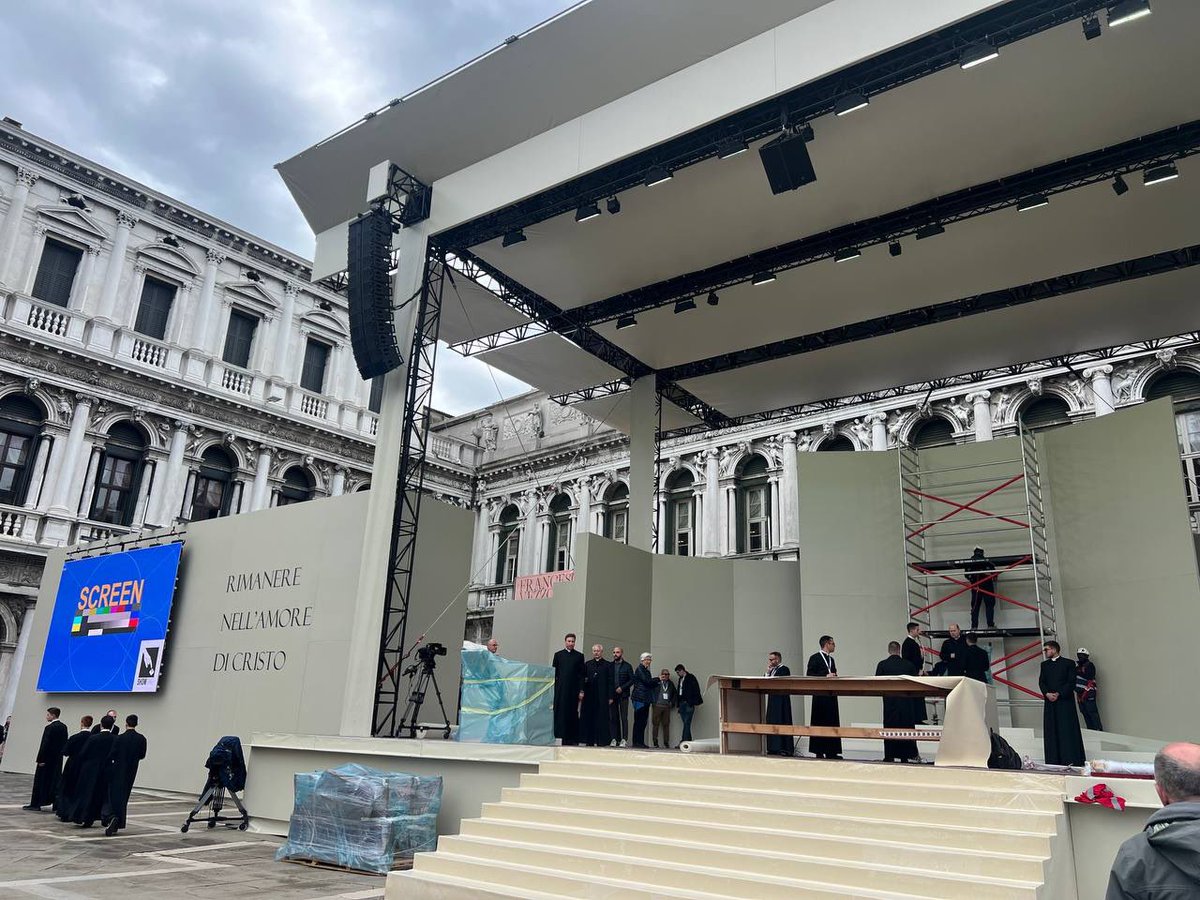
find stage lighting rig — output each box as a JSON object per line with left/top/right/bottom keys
{"left": 716, "top": 135, "right": 748, "bottom": 159}
{"left": 674, "top": 298, "right": 697, "bottom": 314}
{"left": 1108, "top": 0, "right": 1151, "bottom": 27}
{"left": 1082, "top": 14, "right": 1102, "bottom": 40}
{"left": 606, "top": 197, "right": 621, "bottom": 215}
{"left": 501, "top": 228, "right": 526, "bottom": 247}
{"left": 575, "top": 202, "right": 601, "bottom": 223}
{"left": 959, "top": 41, "right": 999, "bottom": 69}
{"left": 644, "top": 165, "right": 672, "bottom": 187}
{"left": 1143, "top": 161, "right": 1178, "bottom": 186}
{"left": 915, "top": 223, "right": 945, "bottom": 240}
{"left": 1111, "top": 174, "right": 1130, "bottom": 195}
{"left": 616, "top": 314, "right": 637, "bottom": 329}
{"left": 752, "top": 271, "right": 776, "bottom": 286}
{"left": 889, "top": 241, "right": 903, "bottom": 257}
{"left": 834, "top": 247, "right": 862, "bottom": 262}
{"left": 1017, "top": 194, "right": 1049, "bottom": 212}
{"left": 706, "top": 291, "right": 719, "bottom": 306}
{"left": 834, "top": 93, "right": 869, "bottom": 116}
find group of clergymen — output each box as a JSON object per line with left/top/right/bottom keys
{"left": 550, "top": 634, "right": 704, "bottom": 749}
{"left": 22, "top": 706, "right": 147, "bottom": 836}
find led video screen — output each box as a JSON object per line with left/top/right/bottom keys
{"left": 37, "top": 542, "right": 183, "bottom": 693}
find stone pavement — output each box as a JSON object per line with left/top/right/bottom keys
{"left": 0, "top": 772, "right": 384, "bottom": 899}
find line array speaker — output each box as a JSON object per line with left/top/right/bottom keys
{"left": 758, "top": 131, "right": 817, "bottom": 195}
{"left": 347, "top": 207, "right": 404, "bottom": 380}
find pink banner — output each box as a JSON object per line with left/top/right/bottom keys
{"left": 514, "top": 570, "right": 575, "bottom": 600}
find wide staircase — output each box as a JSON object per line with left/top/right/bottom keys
{"left": 390, "top": 747, "right": 1073, "bottom": 899}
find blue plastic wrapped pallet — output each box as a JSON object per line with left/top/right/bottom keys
{"left": 456, "top": 646, "right": 555, "bottom": 745}
{"left": 275, "top": 763, "right": 442, "bottom": 873}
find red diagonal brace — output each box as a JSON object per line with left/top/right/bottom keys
{"left": 990, "top": 640, "right": 1043, "bottom": 668}
{"left": 993, "top": 650, "right": 1044, "bottom": 677}
{"left": 992, "top": 673, "right": 1044, "bottom": 700}
{"left": 906, "top": 473, "right": 1025, "bottom": 539}
{"left": 905, "top": 486, "right": 1029, "bottom": 534}
{"left": 910, "top": 555, "right": 1033, "bottom": 616}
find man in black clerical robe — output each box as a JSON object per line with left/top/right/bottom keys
{"left": 940, "top": 623, "right": 968, "bottom": 676}
{"left": 807, "top": 636, "right": 843, "bottom": 760}
{"left": 1039, "top": 641, "right": 1085, "bottom": 767}
{"left": 55, "top": 716, "right": 94, "bottom": 821}
{"left": 764, "top": 651, "right": 794, "bottom": 756}
{"left": 103, "top": 715, "right": 148, "bottom": 836}
{"left": 551, "top": 633, "right": 585, "bottom": 746}
{"left": 580, "top": 644, "right": 613, "bottom": 747}
{"left": 902, "top": 622, "right": 928, "bottom": 724}
{"left": 72, "top": 715, "right": 118, "bottom": 826}
{"left": 875, "top": 642, "right": 919, "bottom": 762}
{"left": 24, "top": 707, "right": 68, "bottom": 811}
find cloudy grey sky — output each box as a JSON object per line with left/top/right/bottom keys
{"left": 0, "top": 0, "right": 572, "bottom": 413}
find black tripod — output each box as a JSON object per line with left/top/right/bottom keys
{"left": 181, "top": 769, "right": 250, "bottom": 833}
{"left": 397, "top": 657, "right": 452, "bottom": 739}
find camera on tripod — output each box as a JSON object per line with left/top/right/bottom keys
{"left": 416, "top": 642, "right": 447, "bottom": 665}
{"left": 397, "top": 641, "right": 452, "bottom": 740}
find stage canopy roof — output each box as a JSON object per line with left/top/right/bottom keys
{"left": 280, "top": 0, "right": 1200, "bottom": 434}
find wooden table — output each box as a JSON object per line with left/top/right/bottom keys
{"left": 710, "top": 675, "right": 960, "bottom": 755}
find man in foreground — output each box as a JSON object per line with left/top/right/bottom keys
{"left": 55, "top": 715, "right": 94, "bottom": 821}
{"left": 551, "top": 633, "right": 585, "bottom": 747}
{"left": 72, "top": 714, "right": 118, "bottom": 827}
{"left": 675, "top": 663, "right": 703, "bottom": 746}
{"left": 902, "top": 622, "right": 928, "bottom": 724}
{"left": 807, "top": 636, "right": 842, "bottom": 760}
{"left": 939, "top": 623, "right": 968, "bottom": 677}
{"left": 23, "top": 707, "right": 68, "bottom": 811}
{"left": 1039, "top": 641, "right": 1085, "bottom": 766}
{"left": 764, "top": 651, "right": 794, "bottom": 756}
{"left": 610, "top": 646, "right": 633, "bottom": 747}
{"left": 103, "top": 715, "right": 148, "bottom": 836}
{"left": 875, "top": 642, "right": 919, "bottom": 763}
{"left": 580, "top": 644, "right": 613, "bottom": 747}
{"left": 1107, "top": 742, "right": 1200, "bottom": 899}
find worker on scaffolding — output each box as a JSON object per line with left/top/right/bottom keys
{"left": 964, "top": 547, "right": 999, "bottom": 630}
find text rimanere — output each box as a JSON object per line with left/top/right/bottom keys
{"left": 225, "top": 567, "right": 302, "bottom": 593}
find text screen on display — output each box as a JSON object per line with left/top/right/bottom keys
{"left": 37, "top": 543, "right": 183, "bottom": 693}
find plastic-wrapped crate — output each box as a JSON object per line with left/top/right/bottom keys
{"left": 457, "top": 646, "right": 555, "bottom": 745}
{"left": 276, "top": 813, "right": 396, "bottom": 874}
{"left": 392, "top": 812, "right": 439, "bottom": 858}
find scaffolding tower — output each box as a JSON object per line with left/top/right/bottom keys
{"left": 899, "top": 424, "right": 1057, "bottom": 715}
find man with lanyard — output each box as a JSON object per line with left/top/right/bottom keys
{"left": 806, "top": 636, "right": 843, "bottom": 760}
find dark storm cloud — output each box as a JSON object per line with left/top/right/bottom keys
{"left": 0, "top": 0, "right": 562, "bottom": 412}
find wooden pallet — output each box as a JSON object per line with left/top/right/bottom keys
{"left": 280, "top": 855, "right": 414, "bottom": 876}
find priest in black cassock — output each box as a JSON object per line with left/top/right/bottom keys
{"left": 72, "top": 714, "right": 118, "bottom": 827}
{"left": 1039, "top": 641, "right": 1085, "bottom": 766}
{"left": 902, "top": 622, "right": 928, "bottom": 724}
{"left": 764, "top": 651, "right": 794, "bottom": 756}
{"left": 23, "top": 707, "right": 68, "bottom": 811}
{"left": 551, "top": 633, "right": 585, "bottom": 746}
{"left": 580, "top": 643, "right": 614, "bottom": 747}
{"left": 55, "top": 715, "right": 94, "bottom": 821}
{"left": 103, "top": 715, "right": 148, "bottom": 836}
{"left": 806, "top": 636, "right": 843, "bottom": 760}
{"left": 940, "top": 623, "right": 968, "bottom": 676}
{"left": 875, "top": 642, "right": 920, "bottom": 763}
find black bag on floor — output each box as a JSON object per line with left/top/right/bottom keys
{"left": 987, "top": 729, "right": 1022, "bottom": 769}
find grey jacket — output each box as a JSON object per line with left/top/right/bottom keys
{"left": 1106, "top": 801, "right": 1200, "bottom": 899}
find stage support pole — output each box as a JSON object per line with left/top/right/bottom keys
{"left": 627, "top": 375, "right": 657, "bottom": 552}
{"left": 339, "top": 225, "right": 428, "bottom": 737}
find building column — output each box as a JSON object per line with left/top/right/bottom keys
{"left": 701, "top": 449, "right": 720, "bottom": 557}
{"left": 270, "top": 282, "right": 298, "bottom": 378}
{"left": 968, "top": 391, "right": 993, "bottom": 441}
{"left": 722, "top": 483, "right": 736, "bottom": 555}
{"left": 0, "top": 168, "right": 37, "bottom": 286}
{"left": 472, "top": 502, "right": 491, "bottom": 583}
{"left": 519, "top": 491, "right": 539, "bottom": 576}
{"left": 330, "top": 466, "right": 347, "bottom": 497}
{"left": 147, "top": 421, "right": 189, "bottom": 527}
{"left": 70, "top": 244, "right": 101, "bottom": 311}
{"left": 1084, "top": 365, "right": 1115, "bottom": 416}
{"left": 576, "top": 476, "right": 592, "bottom": 536}
{"left": 131, "top": 461, "right": 154, "bottom": 527}
{"left": 249, "top": 445, "right": 273, "bottom": 511}
{"left": 209, "top": 298, "right": 234, "bottom": 361}
{"left": 627, "top": 375, "right": 657, "bottom": 552}
{"left": 869, "top": 413, "right": 888, "bottom": 451}
{"left": 180, "top": 467, "right": 198, "bottom": 520}
{"left": 87, "top": 212, "right": 136, "bottom": 349}
{"left": 48, "top": 395, "right": 93, "bottom": 512}
{"left": 21, "top": 434, "right": 52, "bottom": 510}
{"left": 780, "top": 433, "right": 799, "bottom": 547}
{"left": 183, "top": 250, "right": 225, "bottom": 381}
{"left": 75, "top": 444, "right": 102, "bottom": 516}
{"left": 0, "top": 599, "right": 36, "bottom": 722}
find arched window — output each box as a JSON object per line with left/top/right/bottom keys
{"left": 664, "top": 469, "right": 695, "bottom": 556}
{"left": 191, "top": 447, "right": 235, "bottom": 520}
{"left": 1146, "top": 369, "right": 1200, "bottom": 530}
{"left": 89, "top": 423, "right": 148, "bottom": 525}
{"left": 817, "top": 435, "right": 855, "bottom": 451}
{"left": 0, "top": 394, "right": 46, "bottom": 506}
{"left": 737, "top": 454, "right": 772, "bottom": 554}
{"left": 1146, "top": 370, "right": 1200, "bottom": 405}
{"left": 278, "top": 467, "right": 314, "bottom": 505}
{"left": 910, "top": 417, "right": 956, "bottom": 449}
{"left": 1019, "top": 396, "right": 1071, "bottom": 431}
{"left": 546, "top": 493, "right": 573, "bottom": 572}
{"left": 495, "top": 504, "right": 520, "bottom": 584}
{"left": 355, "top": 482, "right": 371, "bottom": 492}
{"left": 603, "top": 482, "right": 629, "bottom": 544}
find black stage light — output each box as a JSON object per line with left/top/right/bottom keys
{"left": 834, "top": 93, "right": 869, "bottom": 116}
{"left": 888, "top": 241, "right": 902, "bottom": 257}
{"left": 758, "top": 130, "right": 817, "bottom": 195}
{"left": 915, "top": 223, "right": 945, "bottom": 240}
{"left": 960, "top": 41, "right": 999, "bottom": 69}
{"left": 706, "top": 291, "right": 719, "bottom": 306}
{"left": 799, "top": 123, "right": 815, "bottom": 142}
{"left": 644, "top": 165, "right": 672, "bottom": 187}
{"left": 717, "top": 136, "right": 748, "bottom": 159}
{"left": 1112, "top": 174, "right": 1130, "bottom": 195}
{"left": 1108, "top": 0, "right": 1151, "bottom": 27}
{"left": 834, "top": 247, "right": 861, "bottom": 262}
{"left": 674, "top": 298, "right": 697, "bottom": 314}
{"left": 575, "top": 202, "right": 601, "bottom": 223}
{"left": 502, "top": 228, "right": 526, "bottom": 247}
{"left": 1082, "top": 14, "right": 1102, "bottom": 39}
{"left": 606, "top": 197, "right": 621, "bottom": 215}
{"left": 1017, "top": 194, "right": 1049, "bottom": 212}
{"left": 1143, "top": 161, "right": 1178, "bottom": 186}
{"left": 752, "top": 272, "right": 776, "bottom": 286}
{"left": 616, "top": 314, "right": 637, "bottom": 330}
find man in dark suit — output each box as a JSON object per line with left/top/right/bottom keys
{"left": 551, "top": 633, "right": 585, "bottom": 746}
{"left": 103, "top": 715, "right": 148, "bottom": 836}
{"left": 675, "top": 664, "right": 703, "bottom": 746}
{"left": 940, "top": 622, "right": 968, "bottom": 677}
{"left": 610, "top": 646, "right": 634, "bottom": 747}
{"left": 902, "top": 621, "right": 928, "bottom": 724}
{"left": 964, "top": 633, "right": 991, "bottom": 683}
{"left": 580, "top": 643, "right": 613, "bottom": 747}
{"left": 806, "top": 636, "right": 843, "bottom": 760}
{"left": 24, "top": 707, "right": 68, "bottom": 811}
{"left": 72, "top": 715, "right": 117, "bottom": 827}
{"left": 875, "top": 642, "right": 919, "bottom": 763}
{"left": 764, "top": 651, "right": 794, "bottom": 756}
{"left": 55, "top": 715, "right": 93, "bottom": 821}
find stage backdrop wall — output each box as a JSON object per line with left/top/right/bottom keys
{"left": 1041, "top": 399, "right": 1200, "bottom": 743}
{"left": 2, "top": 493, "right": 474, "bottom": 792}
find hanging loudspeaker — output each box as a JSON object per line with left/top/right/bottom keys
{"left": 347, "top": 207, "right": 404, "bottom": 379}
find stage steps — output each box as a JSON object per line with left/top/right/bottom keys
{"left": 389, "top": 748, "right": 1070, "bottom": 899}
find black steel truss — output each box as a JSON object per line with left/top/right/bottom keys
{"left": 436, "top": 0, "right": 1116, "bottom": 252}
{"left": 550, "top": 121, "right": 1200, "bottom": 328}
{"left": 548, "top": 379, "right": 631, "bottom": 406}
{"left": 372, "top": 244, "right": 445, "bottom": 738}
{"left": 381, "top": 163, "right": 433, "bottom": 229}
{"left": 660, "top": 244, "right": 1200, "bottom": 384}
